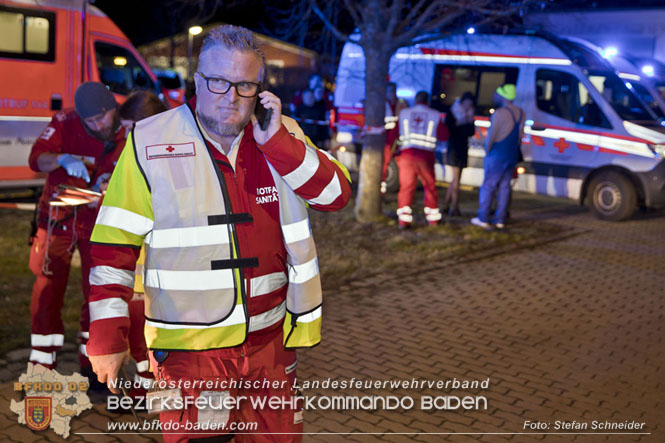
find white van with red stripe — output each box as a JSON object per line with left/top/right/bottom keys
{"left": 0, "top": 0, "right": 160, "bottom": 191}
{"left": 333, "top": 32, "right": 665, "bottom": 220}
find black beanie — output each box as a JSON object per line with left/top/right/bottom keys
{"left": 74, "top": 82, "right": 117, "bottom": 119}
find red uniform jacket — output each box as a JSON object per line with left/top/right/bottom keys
{"left": 29, "top": 109, "right": 125, "bottom": 234}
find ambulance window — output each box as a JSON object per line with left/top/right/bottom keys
{"left": 94, "top": 42, "right": 155, "bottom": 96}
{"left": 587, "top": 73, "right": 653, "bottom": 122}
{"left": 0, "top": 6, "right": 55, "bottom": 61}
{"left": 0, "top": 11, "right": 23, "bottom": 53}
{"left": 25, "top": 17, "right": 49, "bottom": 54}
{"left": 435, "top": 67, "right": 478, "bottom": 110}
{"left": 629, "top": 82, "right": 665, "bottom": 120}
{"left": 536, "top": 69, "right": 611, "bottom": 129}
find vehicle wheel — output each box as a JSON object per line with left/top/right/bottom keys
{"left": 588, "top": 171, "right": 637, "bottom": 221}
{"left": 384, "top": 159, "right": 400, "bottom": 193}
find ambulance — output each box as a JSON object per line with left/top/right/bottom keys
{"left": 332, "top": 32, "right": 665, "bottom": 221}
{"left": 0, "top": 0, "right": 160, "bottom": 190}
{"left": 567, "top": 37, "right": 665, "bottom": 122}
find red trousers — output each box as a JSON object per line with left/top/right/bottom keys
{"left": 29, "top": 227, "right": 92, "bottom": 369}
{"left": 396, "top": 149, "right": 438, "bottom": 212}
{"left": 150, "top": 328, "right": 302, "bottom": 442}
{"left": 382, "top": 130, "right": 399, "bottom": 181}
{"left": 382, "top": 143, "right": 393, "bottom": 182}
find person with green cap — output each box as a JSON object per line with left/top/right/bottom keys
{"left": 471, "top": 84, "right": 523, "bottom": 229}
{"left": 26, "top": 81, "right": 125, "bottom": 380}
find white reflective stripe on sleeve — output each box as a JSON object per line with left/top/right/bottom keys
{"left": 89, "top": 298, "right": 130, "bottom": 322}
{"left": 79, "top": 344, "right": 88, "bottom": 357}
{"left": 403, "top": 119, "right": 409, "bottom": 136}
{"left": 144, "top": 304, "right": 245, "bottom": 329}
{"left": 249, "top": 272, "right": 288, "bottom": 297}
{"left": 248, "top": 301, "right": 286, "bottom": 332}
{"left": 77, "top": 331, "right": 89, "bottom": 340}
{"left": 31, "top": 334, "right": 64, "bottom": 347}
{"left": 282, "top": 219, "right": 311, "bottom": 244}
{"left": 89, "top": 266, "right": 135, "bottom": 288}
{"left": 296, "top": 306, "right": 322, "bottom": 323}
{"left": 136, "top": 360, "right": 150, "bottom": 373}
{"left": 30, "top": 350, "right": 55, "bottom": 365}
{"left": 308, "top": 172, "right": 342, "bottom": 206}
{"left": 289, "top": 257, "right": 319, "bottom": 284}
{"left": 149, "top": 225, "right": 230, "bottom": 248}
{"left": 134, "top": 373, "right": 154, "bottom": 389}
{"left": 96, "top": 206, "right": 154, "bottom": 236}
{"left": 144, "top": 269, "right": 235, "bottom": 291}
{"left": 283, "top": 146, "right": 319, "bottom": 190}
{"left": 426, "top": 120, "right": 434, "bottom": 138}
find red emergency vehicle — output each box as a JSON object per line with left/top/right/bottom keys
{"left": 0, "top": 0, "right": 161, "bottom": 190}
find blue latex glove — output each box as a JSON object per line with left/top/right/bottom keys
{"left": 91, "top": 172, "right": 111, "bottom": 192}
{"left": 57, "top": 154, "right": 90, "bottom": 183}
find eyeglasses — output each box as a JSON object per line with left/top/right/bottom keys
{"left": 196, "top": 72, "right": 261, "bottom": 97}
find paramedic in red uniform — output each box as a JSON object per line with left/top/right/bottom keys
{"left": 87, "top": 25, "right": 351, "bottom": 442}
{"left": 27, "top": 82, "right": 124, "bottom": 376}
{"left": 395, "top": 90, "right": 444, "bottom": 228}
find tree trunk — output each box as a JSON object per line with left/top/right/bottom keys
{"left": 169, "top": 35, "right": 176, "bottom": 69}
{"left": 354, "top": 42, "right": 390, "bottom": 222}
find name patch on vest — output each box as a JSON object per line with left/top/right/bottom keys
{"left": 146, "top": 142, "right": 196, "bottom": 160}
{"left": 256, "top": 186, "right": 278, "bottom": 205}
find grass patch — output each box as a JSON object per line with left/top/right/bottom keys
{"left": 0, "top": 209, "right": 83, "bottom": 356}
{"left": 312, "top": 190, "right": 567, "bottom": 291}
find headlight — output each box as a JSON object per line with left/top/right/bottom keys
{"left": 648, "top": 144, "right": 665, "bottom": 158}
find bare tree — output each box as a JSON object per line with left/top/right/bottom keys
{"left": 161, "top": 0, "right": 228, "bottom": 67}
{"left": 308, "top": 0, "right": 534, "bottom": 222}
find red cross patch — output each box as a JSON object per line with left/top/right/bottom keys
{"left": 146, "top": 142, "right": 196, "bottom": 160}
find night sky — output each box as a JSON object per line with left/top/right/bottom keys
{"left": 94, "top": 0, "right": 285, "bottom": 46}
{"left": 93, "top": 0, "right": 665, "bottom": 51}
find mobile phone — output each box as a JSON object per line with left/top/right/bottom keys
{"left": 254, "top": 89, "right": 272, "bottom": 131}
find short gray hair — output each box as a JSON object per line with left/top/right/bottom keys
{"left": 199, "top": 25, "right": 266, "bottom": 82}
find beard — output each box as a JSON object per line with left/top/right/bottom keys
{"left": 87, "top": 113, "right": 120, "bottom": 142}
{"left": 197, "top": 107, "right": 251, "bottom": 138}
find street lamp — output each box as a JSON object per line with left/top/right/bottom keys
{"left": 187, "top": 26, "right": 203, "bottom": 82}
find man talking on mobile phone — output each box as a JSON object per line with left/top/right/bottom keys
{"left": 86, "top": 25, "right": 351, "bottom": 442}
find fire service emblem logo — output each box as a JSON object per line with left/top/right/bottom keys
{"left": 25, "top": 397, "right": 52, "bottom": 431}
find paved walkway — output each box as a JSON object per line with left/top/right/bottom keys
{"left": 2, "top": 192, "right": 663, "bottom": 442}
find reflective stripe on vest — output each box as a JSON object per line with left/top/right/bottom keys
{"left": 399, "top": 105, "right": 440, "bottom": 151}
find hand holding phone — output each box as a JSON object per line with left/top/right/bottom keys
{"left": 255, "top": 100, "right": 273, "bottom": 131}
{"left": 253, "top": 90, "right": 281, "bottom": 145}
